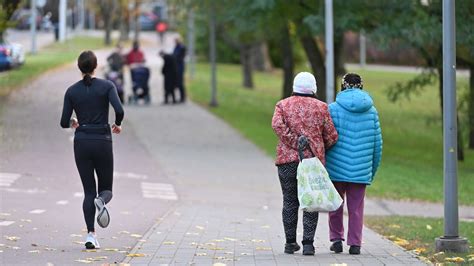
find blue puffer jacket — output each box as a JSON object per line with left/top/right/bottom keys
{"left": 325, "top": 88, "right": 383, "bottom": 185}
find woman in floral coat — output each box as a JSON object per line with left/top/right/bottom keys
{"left": 271, "top": 72, "right": 338, "bottom": 256}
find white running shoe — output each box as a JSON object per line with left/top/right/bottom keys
{"left": 85, "top": 232, "right": 100, "bottom": 249}
{"left": 94, "top": 197, "right": 110, "bottom": 228}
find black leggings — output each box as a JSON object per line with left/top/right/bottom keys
{"left": 278, "top": 162, "right": 319, "bottom": 245}
{"left": 74, "top": 139, "right": 114, "bottom": 232}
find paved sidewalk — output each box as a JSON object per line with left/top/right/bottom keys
{"left": 120, "top": 34, "right": 426, "bottom": 265}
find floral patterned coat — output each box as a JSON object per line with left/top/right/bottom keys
{"left": 272, "top": 95, "right": 338, "bottom": 165}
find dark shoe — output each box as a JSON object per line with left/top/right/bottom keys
{"left": 349, "top": 245, "right": 361, "bottom": 255}
{"left": 302, "top": 244, "right": 315, "bottom": 256}
{"left": 330, "top": 240, "right": 343, "bottom": 253}
{"left": 284, "top": 243, "right": 301, "bottom": 254}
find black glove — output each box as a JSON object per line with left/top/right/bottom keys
{"left": 298, "top": 135, "right": 309, "bottom": 161}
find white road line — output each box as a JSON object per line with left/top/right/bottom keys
{"left": 29, "top": 209, "right": 46, "bottom": 214}
{"left": 0, "top": 173, "right": 21, "bottom": 187}
{"left": 141, "top": 182, "right": 178, "bottom": 200}
{"left": 0, "top": 221, "right": 15, "bottom": 226}
{"left": 56, "top": 200, "right": 69, "bottom": 205}
{"left": 114, "top": 172, "right": 149, "bottom": 180}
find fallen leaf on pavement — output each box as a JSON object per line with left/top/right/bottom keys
{"left": 130, "top": 234, "right": 142, "bottom": 238}
{"left": 118, "top": 231, "right": 130, "bottom": 234}
{"left": 82, "top": 249, "right": 98, "bottom": 252}
{"left": 75, "top": 259, "right": 93, "bottom": 264}
{"left": 31, "top": 243, "right": 38, "bottom": 247}
{"left": 412, "top": 247, "right": 426, "bottom": 255}
{"left": 208, "top": 247, "right": 225, "bottom": 250}
{"left": 467, "top": 254, "right": 474, "bottom": 258}
{"left": 104, "top": 248, "right": 119, "bottom": 252}
{"left": 255, "top": 247, "right": 272, "bottom": 251}
{"left": 44, "top": 247, "right": 57, "bottom": 251}
{"left": 426, "top": 225, "right": 432, "bottom": 230}
{"left": 224, "top": 251, "right": 233, "bottom": 255}
{"left": 195, "top": 252, "right": 207, "bottom": 256}
{"left": 186, "top": 232, "right": 200, "bottom": 236}
{"left": 0, "top": 250, "right": 3, "bottom": 253}
{"left": 393, "top": 237, "right": 410, "bottom": 247}
{"left": 163, "top": 241, "right": 175, "bottom": 245}
{"left": 434, "top": 251, "right": 445, "bottom": 256}
{"left": 251, "top": 239, "right": 265, "bottom": 243}
{"left": 389, "top": 224, "right": 401, "bottom": 229}
{"left": 20, "top": 219, "right": 32, "bottom": 223}
{"left": 445, "top": 257, "right": 465, "bottom": 263}
{"left": 213, "top": 263, "right": 226, "bottom": 266}
{"left": 28, "top": 250, "right": 40, "bottom": 253}
{"left": 205, "top": 242, "right": 216, "bottom": 246}
{"left": 223, "top": 237, "right": 237, "bottom": 242}
{"left": 73, "top": 241, "right": 86, "bottom": 245}
{"left": 260, "top": 225, "right": 271, "bottom": 229}
{"left": 85, "top": 256, "right": 107, "bottom": 261}
{"left": 126, "top": 253, "right": 146, "bottom": 257}
{"left": 195, "top": 226, "right": 205, "bottom": 230}
{"left": 240, "top": 252, "right": 252, "bottom": 256}
{"left": 4, "top": 236, "right": 20, "bottom": 242}
{"left": 70, "top": 234, "right": 82, "bottom": 238}
{"left": 190, "top": 242, "right": 198, "bottom": 246}
{"left": 138, "top": 239, "right": 146, "bottom": 242}
{"left": 0, "top": 213, "right": 11, "bottom": 216}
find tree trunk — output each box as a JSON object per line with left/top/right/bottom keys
{"left": 119, "top": 3, "right": 129, "bottom": 41}
{"left": 251, "top": 42, "right": 273, "bottom": 72}
{"left": 300, "top": 35, "right": 326, "bottom": 102}
{"left": 469, "top": 63, "right": 474, "bottom": 149}
{"left": 240, "top": 43, "right": 254, "bottom": 89}
{"left": 104, "top": 14, "right": 112, "bottom": 45}
{"left": 281, "top": 23, "right": 294, "bottom": 99}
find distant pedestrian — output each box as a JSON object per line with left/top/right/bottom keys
{"left": 126, "top": 41, "right": 146, "bottom": 66}
{"left": 160, "top": 51, "right": 177, "bottom": 104}
{"left": 325, "top": 73, "right": 383, "bottom": 255}
{"left": 271, "top": 72, "right": 338, "bottom": 256}
{"left": 106, "top": 43, "right": 126, "bottom": 103}
{"left": 172, "top": 37, "right": 186, "bottom": 103}
{"left": 60, "top": 51, "right": 124, "bottom": 250}
{"left": 156, "top": 21, "right": 168, "bottom": 44}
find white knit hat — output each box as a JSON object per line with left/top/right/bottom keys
{"left": 293, "top": 72, "right": 317, "bottom": 95}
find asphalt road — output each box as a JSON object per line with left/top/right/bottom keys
{"left": 0, "top": 36, "right": 174, "bottom": 265}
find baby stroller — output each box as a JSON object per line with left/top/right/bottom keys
{"left": 105, "top": 69, "right": 124, "bottom": 103}
{"left": 129, "top": 65, "right": 151, "bottom": 104}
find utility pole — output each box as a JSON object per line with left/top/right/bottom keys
{"left": 359, "top": 29, "right": 366, "bottom": 68}
{"left": 435, "top": 0, "right": 469, "bottom": 253}
{"left": 30, "top": 0, "right": 37, "bottom": 54}
{"left": 134, "top": 0, "right": 141, "bottom": 41}
{"left": 59, "top": 0, "right": 67, "bottom": 42}
{"left": 325, "top": 0, "right": 334, "bottom": 103}
{"left": 187, "top": 7, "right": 195, "bottom": 80}
{"left": 209, "top": 2, "right": 218, "bottom": 107}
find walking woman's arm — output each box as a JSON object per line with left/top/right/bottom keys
{"left": 271, "top": 104, "right": 298, "bottom": 149}
{"left": 108, "top": 83, "right": 125, "bottom": 126}
{"left": 372, "top": 109, "right": 383, "bottom": 177}
{"left": 60, "top": 90, "right": 74, "bottom": 128}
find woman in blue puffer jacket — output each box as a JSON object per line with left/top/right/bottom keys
{"left": 325, "top": 73, "right": 383, "bottom": 255}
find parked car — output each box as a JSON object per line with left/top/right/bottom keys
{"left": 0, "top": 42, "right": 25, "bottom": 71}
{"left": 139, "top": 12, "right": 158, "bottom": 31}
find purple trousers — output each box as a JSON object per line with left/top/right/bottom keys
{"left": 329, "top": 181, "right": 366, "bottom": 246}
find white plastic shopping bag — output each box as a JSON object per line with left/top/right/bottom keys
{"left": 297, "top": 157, "right": 343, "bottom": 212}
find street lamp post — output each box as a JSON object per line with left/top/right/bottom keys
{"left": 209, "top": 3, "right": 218, "bottom": 107}
{"left": 435, "top": 0, "right": 469, "bottom": 253}
{"left": 187, "top": 8, "right": 195, "bottom": 80}
{"left": 59, "top": 0, "right": 67, "bottom": 42}
{"left": 30, "top": 0, "right": 37, "bottom": 54}
{"left": 325, "top": 0, "right": 334, "bottom": 104}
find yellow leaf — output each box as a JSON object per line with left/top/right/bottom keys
{"left": 445, "top": 257, "right": 465, "bottom": 263}
{"left": 4, "top": 236, "right": 20, "bottom": 242}
{"left": 467, "top": 254, "right": 474, "bottom": 258}
{"left": 412, "top": 247, "right": 426, "bottom": 255}
{"left": 130, "top": 234, "right": 142, "bottom": 238}
{"left": 468, "top": 257, "right": 474, "bottom": 262}
{"left": 389, "top": 224, "right": 401, "bottom": 229}
{"left": 75, "top": 259, "right": 93, "bottom": 264}
{"left": 82, "top": 249, "right": 98, "bottom": 252}
{"left": 195, "top": 226, "right": 205, "bottom": 230}
{"left": 118, "top": 231, "right": 130, "bottom": 234}
{"left": 255, "top": 247, "right": 272, "bottom": 251}
{"left": 393, "top": 238, "right": 410, "bottom": 247}
{"left": 126, "top": 253, "right": 146, "bottom": 257}
{"left": 163, "top": 241, "right": 175, "bottom": 245}
{"left": 426, "top": 225, "right": 432, "bottom": 230}
{"left": 104, "top": 248, "right": 120, "bottom": 252}
{"left": 208, "top": 247, "right": 225, "bottom": 250}
{"left": 223, "top": 237, "right": 237, "bottom": 242}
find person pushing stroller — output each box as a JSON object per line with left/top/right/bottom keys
{"left": 126, "top": 41, "right": 151, "bottom": 104}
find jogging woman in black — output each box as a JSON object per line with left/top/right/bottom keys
{"left": 60, "top": 51, "right": 124, "bottom": 249}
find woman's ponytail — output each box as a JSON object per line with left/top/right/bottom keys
{"left": 83, "top": 74, "right": 93, "bottom": 86}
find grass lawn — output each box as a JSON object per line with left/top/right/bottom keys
{"left": 365, "top": 216, "right": 473, "bottom": 264}
{"left": 188, "top": 63, "right": 474, "bottom": 205}
{"left": 0, "top": 36, "right": 112, "bottom": 98}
